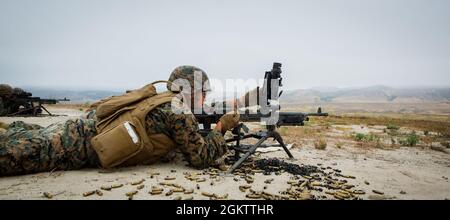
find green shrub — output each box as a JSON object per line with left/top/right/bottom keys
{"left": 354, "top": 132, "right": 380, "bottom": 143}
{"left": 400, "top": 132, "right": 419, "bottom": 147}
{"left": 365, "top": 133, "right": 380, "bottom": 142}
{"left": 354, "top": 133, "right": 365, "bottom": 141}
{"left": 386, "top": 124, "right": 399, "bottom": 130}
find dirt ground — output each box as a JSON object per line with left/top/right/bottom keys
{"left": 0, "top": 105, "right": 449, "bottom": 200}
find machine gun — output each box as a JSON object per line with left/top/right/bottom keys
{"left": 197, "top": 109, "right": 327, "bottom": 131}
{"left": 6, "top": 91, "right": 70, "bottom": 116}
{"left": 195, "top": 62, "right": 328, "bottom": 173}
{"left": 10, "top": 97, "right": 70, "bottom": 116}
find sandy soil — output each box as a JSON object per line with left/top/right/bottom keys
{"left": 0, "top": 106, "right": 82, "bottom": 127}
{"left": 0, "top": 107, "right": 449, "bottom": 200}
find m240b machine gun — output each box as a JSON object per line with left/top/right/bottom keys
{"left": 7, "top": 93, "right": 70, "bottom": 116}
{"left": 8, "top": 97, "right": 70, "bottom": 116}
{"left": 195, "top": 63, "right": 328, "bottom": 173}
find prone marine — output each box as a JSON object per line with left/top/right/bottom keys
{"left": 0, "top": 66, "right": 240, "bottom": 176}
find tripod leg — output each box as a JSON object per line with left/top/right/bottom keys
{"left": 272, "top": 131, "right": 294, "bottom": 158}
{"left": 234, "top": 136, "right": 241, "bottom": 161}
{"left": 40, "top": 105, "right": 53, "bottom": 116}
{"left": 227, "top": 135, "right": 269, "bottom": 174}
{"left": 7, "top": 108, "right": 31, "bottom": 116}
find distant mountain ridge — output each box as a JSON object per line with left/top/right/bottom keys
{"left": 23, "top": 85, "right": 450, "bottom": 104}
{"left": 24, "top": 87, "right": 122, "bottom": 103}
{"left": 281, "top": 86, "right": 450, "bottom": 103}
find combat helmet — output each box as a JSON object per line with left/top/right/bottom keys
{"left": 0, "top": 84, "right": 13, "bottom": 97}
{"left": 167, "top": 65, "right": 211, "bottom": 93}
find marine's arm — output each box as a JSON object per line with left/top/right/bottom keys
{"left": 168, "top": 112, "right": 228, "bottom": 168}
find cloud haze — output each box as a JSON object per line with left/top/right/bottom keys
{"left": 1, "top": 0, "right": 449, "bottom": 90}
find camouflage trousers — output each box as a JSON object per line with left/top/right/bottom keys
{"left": 0, "top": 119, "right": 100, "bottom": 176}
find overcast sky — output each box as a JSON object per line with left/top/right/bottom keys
{"left": 0, "top": 0, "right": 449, "bottom": 91}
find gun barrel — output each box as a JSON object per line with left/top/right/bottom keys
{"left": 305, "top": 112, "right": 329, "bottom": 117}
{"left": 18, "top": 97, "right": 69, "bottom": 104}
{"left": 56, "top": 98, "right": 70, "bottom": 102}
{"left": 196, "top": 110, "right": 328, "bottom": 130}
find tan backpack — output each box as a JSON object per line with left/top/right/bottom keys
{"left": 90, "top": 81, "right": 177, "bottom": 168}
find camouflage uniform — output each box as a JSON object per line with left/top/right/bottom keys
{"left": 0, "top": 102, "right": 226, "bottom": 176}
{"left": 0, "top": 119, "right": 99, "bottom": 176}
{"left": 0, "top": 97, "right": 7, "bottom": 116}
{"left": 0, "top": 84, "right": 13, "bottom": 116}
{"left": 0, "top": 66, "right": 228, "bottom": 176}
{"left": 145, "top": 102, "right": 226, "bottom": 169}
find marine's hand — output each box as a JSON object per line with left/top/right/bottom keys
{"left": 217, "top": 111, "right": 240, "bottom": 133}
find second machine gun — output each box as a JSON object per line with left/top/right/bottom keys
{"left": 7, "top": 90, "right": 70, "bottom": 116}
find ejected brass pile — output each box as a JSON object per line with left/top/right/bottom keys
{"left": 214, "top": 193, "right": 229, "bottom": 200}
{"left": 131, "top": 179, "right": 145, "bottom": 185}
{"left": 264, "top": 178, "right": 274, "bottom": 184}
{"left": 149, "top": 172, "right": 160, "bottom": 178}
{"left": 185, "top": 174, "right": 199, "bottom": 181}
{"left": 172, "top": 188, "right": 184, "bottom": 193}
{"left": 165, "top": 190, "right": 173, "bottom": 196}
{"left": 184, "top": 189, "right": 194, "bottom": 194}
{"left": 111, "top": 184, "right": 124, "bottom": 189}
{"left": 96, "top": 190, "right": 103, "bottom": 196}
{"left": 149, "top": 188, "right": 163, "bottom": 195}
{"left": 100, "top": 186, "right": 112, "bottom": 191}
{"left": 83, "top": 190, "right": 96, "bottom": 197}
{"left": 201, "top": 192, "right": 214, "bottom": 197}
{"left": 372, "top": 190, "right": 384, "bottom": 195}
{"left": 149, "top": 185, "right": 164, "bottom": 195}
{"left": 352, "top": 190, "right": 366, "bottom": 195}
{"left": 246, "top": 192, "right": 262, "bottom": 199}
{"left": 196, "top": 178, "right": 206, "bottom": 183}
{"left": 245, "top": 176, "right": 254, "bottom": 184}
{"left": 239, "top": 185, "right": 251, "bottom": 192}
{"left": 43, "top": 192, "right": 53, "bottom": 199}
{"left": 126, "top": 190, "right": 138, "bottom": 197}
{"left": 200, "top": 191, "right": 228, "bottom": 200}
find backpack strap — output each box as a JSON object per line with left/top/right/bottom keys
{"left": 151, "top": 80, "right": 181, "bottom": 92}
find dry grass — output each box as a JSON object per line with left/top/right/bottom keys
{"left": 282, "top": 102, "right": 450, "bottom": 116}
{"left": 335, "top": 142, "right": 343, "bottom": 148}
{"left": 334, "top": 126, "right": 352, "bottom": 132}
{"left": 314, "top": 138, "right": 327, "bottom": 150}
{"left": 280, "top": 113, "right": 449, "bottom": 149}
{"left": 268, "top": 103, "right": 450, "bottom": 149}
{"left": 46, "top": 103, "right": 89, "bottom": 111}
{"left": 311, "top": 114, "right": 450, "bottom": 138}
{"left": 440, "top": 141, "right": 450, "bottom": 148}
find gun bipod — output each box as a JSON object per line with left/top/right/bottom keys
{"left": 225, "top": 124, "right": 294, "bottom": 174}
